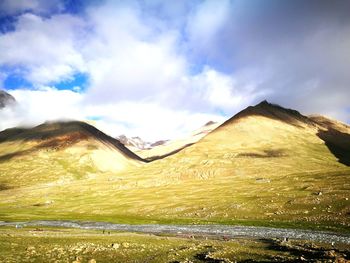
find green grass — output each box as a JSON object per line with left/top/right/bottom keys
{"left": 0, "top": 168, "right": 349, "bottom": 232}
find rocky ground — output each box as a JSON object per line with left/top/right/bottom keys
{"left": 1, "top": 220, "right": 349, "bottom": 244}
{"left": 0, "top": 222, "right": 349, "bottom": 262}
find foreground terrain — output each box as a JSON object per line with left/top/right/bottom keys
{"left": 0, "top": 226, "right": 349, "bottom": 263}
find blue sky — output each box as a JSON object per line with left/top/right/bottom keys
{"left": 0, "top": 0, "right": 349, "bottom": 140}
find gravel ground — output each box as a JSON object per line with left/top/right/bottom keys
{"left": 1, "top": 220, "right": 349, "bottom": 244}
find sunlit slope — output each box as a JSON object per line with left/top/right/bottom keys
{"left": 146, "top": 101, "right": 349, "bottom": 179}
{"left": 0, "top": 102, "right": 349, "bottom": 231}
{"left": 0, "top": 121, "right": 143, "bottom": 188}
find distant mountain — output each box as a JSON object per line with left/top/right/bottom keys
{"left": 117, "top": 135, "right": 152, "bottom": 150}
{"left": 117, "top": 135, "right": 170, "bottom": 151}
{"left": 0, "top": 90, "right": 16, "bottom": 108}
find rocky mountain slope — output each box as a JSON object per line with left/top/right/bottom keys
{"left": 116, "top": 135, "right": 152, "bottom": 151}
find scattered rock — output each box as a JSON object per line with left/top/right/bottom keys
{"left": 256, "top": 178, "right": 271, "bottom": 183}
{"left": 111, "top": 243, "right": 120, "bottom": 249}
{"left": 335, "top": 257, "right": 350, "bottom": 263}
{"left": 72, "top": 256, "right": 82, "bottom": 263}
{"left": 324, "top": 250, "right": 337, "bottom": 258}
{"left": 88, "top": 259, "right": 96, "bottom": 263}
{"left": 122, "top": 242, "right": 130, "bottom": 248}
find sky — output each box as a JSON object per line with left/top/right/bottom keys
{"left": 0, "top": 0, "right": 349, "bottom": 141}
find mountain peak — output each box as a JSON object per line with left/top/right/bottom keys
{"left": 220, "top": 100, "right": 314, "bottom": 128}
{"left": 256, "top": 99, "right": 270, "bottom": 106}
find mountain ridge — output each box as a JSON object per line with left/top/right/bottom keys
{"left": 218, "top": 100, "right": 316, "bottom": 130}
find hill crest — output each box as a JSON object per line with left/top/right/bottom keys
{"left": 219, "top": 100, "right": 315, "bottom": 129}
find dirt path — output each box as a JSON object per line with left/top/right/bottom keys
{"left": 1, "top": 220, "right": 349, "bottom": 244}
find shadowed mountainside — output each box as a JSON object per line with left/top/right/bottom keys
{"left": 317, "top": 128, "right": 350, "bottom": 166}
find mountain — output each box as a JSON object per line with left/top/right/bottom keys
{"left": 0, "top": 121, "right": 143, "bottom": 188}
{"left": 0, "top": 90, "right": 16, "bottom": 108}
{"left": 0, "top": 101, "right": 349, "bottom": 232}
{"left": 117, "top": 135, "right": 170, "bottom": 151}
{"left": 116, "top": 135, "right": 152, "bottom": 151}
{"left": 136, "top": 100, "right": 350, "bottom": 228}
{"left": 165, "top": 100, "right": 350, "bottom": 171}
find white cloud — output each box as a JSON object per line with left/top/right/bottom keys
{"left": 0, "top": 88, "right": 225, "bottom": 141}
{"left": 0, "top": 1, "right": 254, "bottom": 140}
{"left": 185, "top": 0, "right": 231, "bottom": 55}
{"left": 0, "top": 13, "right": 85, "bottom": 84}
{"left": 2, "top": 0, "right": 348, "bottom": 142}
{"left": 80, "top": 2, "right": 187, "bottom": 104}
{"left": 1, "top": 88, "right": 83, "bottom": 128}
{"left": 0, "top": 0, "right": 63, "bottom": 16}
{"left": 86, "top": 101, "right": 225, "bottom": 141}
{"left": 189, "top": 68, "right": 253, "bottom": 111}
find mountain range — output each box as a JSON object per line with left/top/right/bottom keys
{"left": 0, "top": 100, "right": 349, "bottom": 231}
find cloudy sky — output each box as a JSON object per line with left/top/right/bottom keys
{"left": 0, "top": 0, "right": 349, "bottom": 141}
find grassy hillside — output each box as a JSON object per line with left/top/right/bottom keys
{"left": 0, "top": 102, "right": 349, "bottom": 232}
{"left": 0, "top": 121, "right": 143, "bottom": 189}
